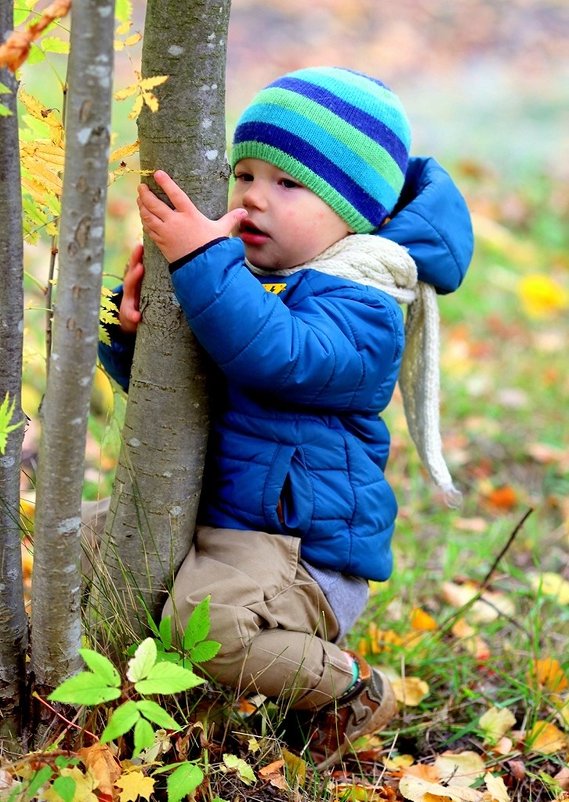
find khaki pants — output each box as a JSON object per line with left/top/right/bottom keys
{"left": 162, "top": 527, "right": 354, "bottom": 711}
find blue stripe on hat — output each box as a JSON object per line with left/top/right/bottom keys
{"left": 233, "top": 121, "right": 390, "bottom": 225}
{"left": 240, "top": 100, "right": 401, "bottom": 200}
{"left": 271, "top": 75, "right": 410, "bottom": 169}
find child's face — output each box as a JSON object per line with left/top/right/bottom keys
{"left": 229, "top": 158, "right": 351, "bottom": 270}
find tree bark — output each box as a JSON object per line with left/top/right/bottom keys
{"left": 30, "top": 0, "right": 115, "bottom": 709}
{"left": 0, "top": 0, "right": 27, "bottom": 749}
{"left": 94, "top": 0, "right": 232, "bottom": 633}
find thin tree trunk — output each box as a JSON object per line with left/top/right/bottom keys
{"left": 30, "top": 0, "right": 115, "bottom": 713}
{"left": 0, "top": 0, "right": 27, "bottom": 750}
{"left": 94, "top": 0, "right": 232, "bottom": 634}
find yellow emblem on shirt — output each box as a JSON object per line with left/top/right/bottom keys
{"left": 263, "top": 283, "right": 287, "bottom": 295}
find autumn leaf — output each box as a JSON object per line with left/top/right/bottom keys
{"left": 479, "top": 706, "right": 516, "bottom": 744}
{"left": 484, "top": 772, "right": 511, "bottom": 802}
{"left": 0, "top": 0, "right": 71, "bottom": 71}
{"left": 0, "top": 393, "right": 24, "bottom": 454}
{"left": 222, "top": 754, "right": 255, "bottom": 786}
{"left": 530, "top": 572, "right": 569, "bottom": 605}
{"left": 527, "top": 721, "right": 568, "bottom": 755}
{"left": 391, "top": 676, "right": 429, "bottom": 706}
{"left": 399, "top": 774, "right": 484, "bottom": 801}
{"left": 530, "top": 658, "right": 569, "bottom": 692}
{"left": 451, "top": 619, "right": 491, "bottom": 661}
{"left": 410, "top": 607, "right": 438, "bottom": 631}
{"left": 78, "top": 744, "right": 121, "bottom": 801}
{"left": 115, "top": 770, "right": 155, "bottom": 802}
{"left": 434, "top": 751, "right": 485, "bottom": 787}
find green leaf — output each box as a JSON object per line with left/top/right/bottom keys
{"left": 166, "top": 763, "right": 204, "bottom": 802}
{"left": 182, "top": 596, "right": 211, "bottom": 651}
{"left": 39, "top": 36, "right": 70, "bottom": 54}
{"left": 49, "top": 672, "right": 122, "bottom": 705}
{"left": 127, "top": 637, "right": 157, "bottom": 682}
{"left": 26, "top": 44, "right": 46, "bottom": 64}
{"left": 100, "top": 701, "right": 140, "bottom": 743}
{"left": 0, "top": 82, "right": 12, "bottom": 94}
{"left": 25, "top": 766, "right": 53, "bottom": 799}
{"left": 0, "top": 393, "right": 24, "bottom": 454}
{"left": 132, "top": 717, "right": 155, "bottom": 758}
{"left": 51, "top": 774, "right": 76, "bottom": 802}
{"left": 145, "top": 611, "right": 161, "bottom": 638}
{"left": 189, "top": 639, "right": 221, "bottom": 664}
{"left": 79, "top": 648, "right": 121, "bottom": 687}
{"left": 159, "top": 616, "right": 173, "bottom": 650}
{"left": 115, "top": 0, "right": 133, "bottom": 23}
{"left": 135, "top": 662, "right": 204, "bottom": 695}
{"left": 222, "top": 754, "right": 256, "bottom": 786}
{"left": 0, "top": 104, "right": 12, "bottom": 117}
{"left": 136, "top": 699, "right": 180, "bottom": 731}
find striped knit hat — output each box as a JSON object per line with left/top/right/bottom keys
{"left": 231, "top": 66, "right": 411, "bottom": 233}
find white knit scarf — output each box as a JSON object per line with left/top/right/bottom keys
{"left": 247, "top": 234, "right": 462, "bottom": 507}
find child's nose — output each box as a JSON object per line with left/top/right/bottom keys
{"left": 242, "top": 182, "right": 267, "bottom": 210}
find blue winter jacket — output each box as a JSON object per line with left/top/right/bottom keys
{"left": 99, "top": 157, "right": 473, "bottom": 581}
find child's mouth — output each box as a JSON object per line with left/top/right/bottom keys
{"left": 239, "top": 220, "right": 269, "bottom": 246}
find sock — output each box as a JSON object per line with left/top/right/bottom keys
{"left": 345, "top": 653, "right": 360, "bottom": 690}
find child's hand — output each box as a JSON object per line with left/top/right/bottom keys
{"left": 119, "top": 243, "right": 144, "bottom": 334}
{"left": 137, "top": 170, "right": 246, "bottom": 263}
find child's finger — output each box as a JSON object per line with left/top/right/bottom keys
{"left": 138, "top": 184, "right": 171, "bottom": 221}
{"left": 153, "top": 170, "right": 197, "bottom": 214}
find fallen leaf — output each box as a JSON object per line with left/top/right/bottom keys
{"left": 527, "top": 721, "right": 568, "bottom": 754}
{"left": 399, "top": 775, "right": 483, "bottom": 801}
{"left": 451, "top": 619, "right": 491, "bottom": 660}
{"left": 506, "top": 760, "right": 525, "bottom": 781}
{"left": 491, "top": 737, "right": 513, "bottom": 756}
{"left": 222, "top": 754, "right": 256, "bottom": 786}
{"left": 530, "top": 573, "right": 569, "bottom": 605}
{"left": 78, "top": 743, "right": 121, "bottom": 801}
{"left": 554, "top": 766, "right": 569, "bottom": 791}
{"left": 483, "top": 486, "right": 518, "bottom": 511}
{"left": 402, "top": 764, "right": 441, "bottom": 782}
{"left": 442, "top": 581, "right": 515, "bottom": 622}
{"left": 383, "top": 754, "right": 415, "bottom": 770}
{"left": 518, "top": 274, "right": 569, "bottom": 318}
{"left": 115, "top": 770, "right": 155, "bottom": 802}
{"left": 479, "top": 706, "right": 516, "bottom": 743}
{"left": 259, "top": 759, "right": 287, "bottom": 790}
{"left": 391, "top": 676, "right": 429, "bottom": 706}
{"left": 531, "top": 658, "right": 569, "bottom": 692}
{"left": 434, "top": 751, "right": 485, "bottom": 787}
{"left": 282, "top": 748, "right": 306, "bottom": 786}
{"left": 410, "top": 608, "right": 438, "bottom": 631}
{"left": 483, "top": 772, "right": 510, "bottom": 801}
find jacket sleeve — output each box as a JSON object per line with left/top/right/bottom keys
{"left": 97, "top": 288, "right": 135, "bottom": 392}
{"left": 170, "top": 238, "right": 404, "bottom": 410}
{"left": 380, "top": 156, "right": 474, "bottom": 294}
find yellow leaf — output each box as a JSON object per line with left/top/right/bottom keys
{"left": 383, "top": 754, "right": 415, "bottom": 770}
{"left": 483, "top": 772, "right": 510, "bottom": 802}
{"left": 442, "top": 581, "right": 515, "bottom": 622}
{"left": 44, "top": 767, "right": 99, "bottom": 802}
{"left": 391, "top": 676, "right": 429, "bottom": 706}
{"left": 531, "top": 658, "right": 569, "bottom": 692}
{"left": 115, "top": 770, "right": 155, "bottom": 802}
{"left": 18, "top": 89, "right": 64, "bottom": 143}
{"left": 142, "top": 91, "right": 159, "bottom": 112}
{"left": 110, "top": 140, "right": 139, "bottom": 163}
{"left": 527, "top": 721, "right": 568, "bottom": 755}
{"left": 410, "top": 608, "right": 438, "bottom": 631}
{"left": 282, "top": 748, "right": 306, "bottom": 786}
{"left": 114, "top": 83, "right": 139, "bottom": 101}
{"left": 399, "top": 775, "right": 483, "bottom": 801}
{"left": 78, "top": 743, "right": 121, "bottom": 800}
{"left": 128, "top": 94, "right": 144, "bottom": 120}
{"left": 434, "top": 751, "right": 485, "bottom": 787}
{"left": 518, "top": 274, "right": 569, "bottom": 318}
{"left": 479, "top": 706, "right": 516, "bottom": 744}
{"left": 530, "top": 572, "right": 569, "bottom": 605}
{"left": 139, "top": 75, "right": 168, "bottom": 90}
{"left": 123, "top": 33, "right": 142, "bottom": 47}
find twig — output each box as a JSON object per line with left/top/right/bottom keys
{"left": 479, "top": 507, "right": 534, "bottom": 590}
{"left": 32, "top": 692, "right": 98, "bottom": 741}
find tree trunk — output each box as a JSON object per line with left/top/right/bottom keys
{"left": 30, "top": 0, "right": 115, "bottom": 712}
{"left": 0, "top": 0, "right": 27, "bottom": 750}
{"left": 94, "top": 0, "right": 232, "bottom": 634}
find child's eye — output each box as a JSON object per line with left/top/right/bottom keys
{"left": 280, "top": 178, "right": 300, "bottom": 189}
{"left": 235, "top": 172, "right": 253, "bottom": 182}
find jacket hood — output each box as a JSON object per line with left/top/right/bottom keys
{"left": 380, "top": 156, "right": 474, "bottom": 294}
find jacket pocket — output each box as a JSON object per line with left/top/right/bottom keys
{"left": 263, "top": 445, "right": 314, "bottom": 535}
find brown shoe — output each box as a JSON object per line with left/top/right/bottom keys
{"left": 306, "top": 651, "right": 397, "bottom": 770}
